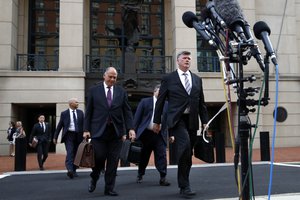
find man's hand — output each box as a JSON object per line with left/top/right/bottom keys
{"left": 169, "top": 136, "right": 175, "bottom": 143}
{"left": 153, "top": 123, "right": 161, "bottom": 133}
{"left": 83, "top": 131, "right": 91, "bottom": 139}
{"left": 122, "top": 135, "right": 127, "bottom": 141}
{"left": 53, "top": 139, "right": 57, "bottom": 144}
{"left": 203, "top": 124, "right": 209, "bottom": 131}
{"left": 129, "top": 129, "right": 136, "bottom": 141}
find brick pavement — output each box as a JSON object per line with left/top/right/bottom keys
{"left": 0, "top": 147, "right": 299, "bottom": 174}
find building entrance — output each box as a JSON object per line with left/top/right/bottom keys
{"left": 12, "top": 103, "right": 56, "bottom": 153}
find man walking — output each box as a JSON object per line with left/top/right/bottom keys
{"left": 134, "top": 85, "right": 170, "bottom": 186}
{"left": 53, "top": 98, "right": 84, "bottom": 179}
{"left": 83, "top": 67, "right": 136, "bottom": 196}
{"left": 153, "top": 51, "right": 209, "bottom": 198}
{"left": 29, "top": 114, "right": 52, "bottom": 170}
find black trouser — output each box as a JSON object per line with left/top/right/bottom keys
{"left": 138, "top": 129, "right": 167, "bottom": 178}
{"left": 169, "top": 115, "right": 197, "bottom": 189}
{"left": 36, "top": 140, "right": 49, "bottom": 168}
{"left": 90, "top": 124, "right": 123, "bottom": 191}
{"left": 64, "top": 131, "right": 81, "bottom": 172}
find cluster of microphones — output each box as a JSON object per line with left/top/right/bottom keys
{"left": 182, "top": 0, "right": 278, "bottom": 70}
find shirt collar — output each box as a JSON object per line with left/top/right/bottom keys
{"left": 177, "top": 68, "right": 190, "bottom": 76}
{"left": 103, "top": 82, "right": 113, "bottom": 89}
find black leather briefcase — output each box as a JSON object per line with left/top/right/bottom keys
{"left": 194, "top": 133, "right": 215, "bottom": 163}
{"left": 120, "top": 140, "right": 143, "bottom": 164}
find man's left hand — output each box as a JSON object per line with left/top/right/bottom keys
{"left": 128, "top": 129, "right": 136, "bottom": 141}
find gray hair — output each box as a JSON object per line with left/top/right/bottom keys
{"left": 68, "top": 98, "right": 78, "bottom": 104}
{"left": 176, "top": 51, "right": 191, "bottom": 60}
{"left": 104, "top": 67, "right": 118, "bottom": 76}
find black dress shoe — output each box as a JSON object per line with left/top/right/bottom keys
{"left": 104, "top": 190, "right": 118, "bottom": 196}
{"left": 88, "top": 179, "right": 97, "bottom": 193}
{"left": 73, "top": 172, "right": 78, "bottom": 177}
{"left": 159, "top": 177, "right": 170, "bottom": 186}
{"left": 136, "top": 175, "right": 143, "bottom": 183}
{"left": 67, "top": 171, "right": 74, "bottom": 179}
{"left": 180, "top": 187, "right": 196, "bottom": 199}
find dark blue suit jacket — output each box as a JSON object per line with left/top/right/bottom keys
{"left": 30, "top": 122, "right": 51, "bottom": 143}
{"left": 154, "top": 70, "right": 209, "bottom": 135}
{"left": 134, "top": 97, "right": 168, "bottom": 144}
{"left": 54, "top": 109, "right": 84, "bottom": 143}
{"left": 84, "top": 82, "right": 134, "bottom": 138}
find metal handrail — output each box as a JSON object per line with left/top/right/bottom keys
{"left": 85, "top": 55, "right": 173, "bottom": 74}
{"left": 16, "top": 54, "right": 59, "bottom": 71}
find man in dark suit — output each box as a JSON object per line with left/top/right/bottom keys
{"left": 83, "top": 67, "right": 136, "bottom": 196}
{"left": 153, "top": 51, "right": 209, "bottom": 199}
{"left": 53, "top": 98, "right": 84, "bottom": 179}
{"left": 134, "top": 84, "right": 170, "bottom": 186}
{"left": 29, "top": 114, "right": 52, "bottom": 170}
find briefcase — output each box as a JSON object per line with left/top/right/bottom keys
{"left": 74, "top": 139, "right": 95, "bottom": 168}
{"left": 120, "top": 140, "right": 143, "bottom": 164}
{"left": 194, "top": 132, "right": 215, "bottom": 163}
{"left": 31, "top": 137, "right": 38, "bottom": 148}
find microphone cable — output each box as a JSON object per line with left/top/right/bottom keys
{"left": 217, "top": 39, "right": 243, "bottom": 198}
{"left": 248, "top": 70, "right": 266, "bottom": 200}
{"left": 268, "top": 64, "right": 279, "bottom": 200}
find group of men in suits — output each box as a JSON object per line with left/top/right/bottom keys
{"left": 81, "top": 50, "right": 208, "bottom": 199}
{"left": 41, "top": 50, "right": 208, "bottom": 199}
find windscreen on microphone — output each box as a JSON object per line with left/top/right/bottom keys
{"left": 253, "top": 21, "right": 271, "bottom": 40}
{"left": 182, "top": 11, "right": 199, "bottom": 28}
{"left": 214, "top": 0, "right": 244, "bottom": 23}
{"left": 215, "top": 0, "right": 247, "bottom": 42}
{"left": 214, "top": 0, "right": 245, "bottom": 29}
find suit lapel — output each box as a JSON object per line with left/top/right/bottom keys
{"left": 190, "top": 72, "right": 195, "bottom": 94}
{"left": 98, "top": 84, "right": 109, "bottom": 107}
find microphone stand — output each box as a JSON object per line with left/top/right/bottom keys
{"left": 237, "top": 42, "right": 251, "bottom": 200}
{"left": 203, "top": 13, "right": 270, "bottom": 200}
{"left": 234, "top": 42, "right": 270, "bottom": 200}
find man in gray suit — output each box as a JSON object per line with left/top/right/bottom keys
{"left": 83, "top": 67, "right": 136, "bottom": 196}
{"left": 153, "top": 51, "right": 209, "bottom": 199}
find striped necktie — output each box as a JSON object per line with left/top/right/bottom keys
{"left": 183, "top": 73, "right": 191, "bottom": 94}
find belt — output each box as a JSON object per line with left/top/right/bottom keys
{"left": 67, "top": 130, "right": 77, "bottom": 133}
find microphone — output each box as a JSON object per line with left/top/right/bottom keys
{"left": 214, "top": 0, "right": 247, "bottom": 42}
{"left": 214, "top": 0, "right": 266, "bottom": 70}
{"left": 205, "top": 0, "right": 226, "bottom": 28}
{"left": 253, "top": 21, "right": 278, "bottom": 65}
{"left": 182, "top": 11, "right": 216, "bottom": 47}
{"left": 244, "top": 21, "right": 265, "bottom": 71}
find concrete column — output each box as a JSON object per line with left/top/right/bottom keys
{"left": 59, "top": 0, "right": 84, "bottom": 72}
{"left": 170, "top": 0, "right": 197, "bottom": 72}
{"left": 0, "top": 0, "right": 18, "bottom": 70}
